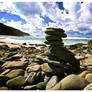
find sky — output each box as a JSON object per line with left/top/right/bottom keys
{"left": 0, "top": 1, "right": 92, "bottom": 37}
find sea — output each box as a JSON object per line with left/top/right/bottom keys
{"left": 0, "top": 36, "right": 92, "bottom": 45}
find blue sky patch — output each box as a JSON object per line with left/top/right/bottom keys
{"left": 0, "top": 10, "right": 26, "bottom": 24}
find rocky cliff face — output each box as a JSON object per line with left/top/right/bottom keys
{"left": 0, "top": 23, "right": 30, "bottom": 36}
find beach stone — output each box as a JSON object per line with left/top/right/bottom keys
{"left": 45, "top": 34, "right": 61, "bottom": 41}
{"left": 41, "top": 63, "right": 53, "bottom": 74}
{"left": 0, "top": 75, "right": 10, "bottom": 87}
{"left": 6, "top": 69, "right": 24, "bottom": 79}
{"left": 6, "top": 76, "right": 26, "bottom": 88}
{"left": 84, "top": 83, "right": 92, "bottom": 90}
{"left": 26, "top": 65, "right": 41, "bottom": 72}
{"left": 2, "top": 61, "right": 27, "bottom": 69}
{"left": 51, "top": 74, "right": 89, "bottom": 90}
{"left": 85, "top": 73, "right": 92, "bottom": 83}
{"left": 50, "top": 46, "right": 80, "bottom": 67}
{"left": 4, "top": 54, "right": 22, "bottom": 61}
{"left": 1, "top": 69, "right": 11, "bottom": 75}
{"left": 44, "top": 40, "right": 64, "bottom": 45}
{"left": 24, "top": 85, "right": 37, "bottom": 90}
{"left": 78, "top": 71, "right": 91, "bottom": 78}
{"left": 45, "top": 27, "right": 67, "bottom": 37}
{"left": 0, "top": 87, "right": 8, "bottom": 90}
{"left": 25, "top": 72, "right": 36, "bottom": 84}
{"left": 0, "top": 45, "right": 9, "bottom": 50}
{"left": 36, "top": 82, "right": 46, "bottom": 90}
{"left": 46, "top": 75, "right": 58, "bottom": 90}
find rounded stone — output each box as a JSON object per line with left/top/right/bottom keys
{"left": 52, "top": 74, "right": 89, "bottom": 90}
{"left": 41, "top": 63, "right": 53, "bottom": 73}
{"left": 6, "top": 69, "right": 24, "bottom": 79}
{"left": 6, "top": 76, "right": 26, "bottom": 88}
{"left": 46, "top": 75, "right": 58, "bottom": 90}
{"left": 84, "top": 83, "right": 92, "bottom": 90}
{"left": 85, "top": 73, "right": 92, "bottom": 83}
{"left": 45, "top": 28, "right": 67, "bottom": 37}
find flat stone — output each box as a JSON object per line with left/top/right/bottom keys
{"left": 1, "top": 69, "right": 11, "bottom": 75}
{"left": 24, "top": 85, "right": 37, "bottom": 90}
{"left": 0, "top": 87, "right": 8, "bottom": 90}
{"left": 6, "top": 76, "right": 26, "bottom": 88}
{"left": 45, "top": 34, "right": 61, "bottom": 41}
{"left": 52, "top": 74, "right": 89, "bottom": 90}
{"left": 44, "top": 40, "right": 64, "bottom": 46}
{"left": 2, "top": 61, "right": 27, "bottom": 69}
{"left": 25, "top": 72, "right": 36, "bottom": 84}
{"left": 84, "top": 83, "right": 92, "bottom": 90}
{"left": 6, "top": 69, "right": 24, "bottom": 79}
{"left": 46, "top": 75, "right": 58, "bottom": 90}
{"left": 85, "top": 73, "right": 92, "bottom": 83}
{"left": 45, "top": 28, "right": 67, "bottom": 37}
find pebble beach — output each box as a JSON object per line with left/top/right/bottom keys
{"left": 0, "top": 27, "right": 92, "bottom": 90}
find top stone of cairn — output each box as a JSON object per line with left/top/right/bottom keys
{"left": 45, "top": 27, "right": 67, "bottom": 37}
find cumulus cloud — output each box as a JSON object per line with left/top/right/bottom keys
{"left": 0, "top": 1, "right": 92, "bottom": 37}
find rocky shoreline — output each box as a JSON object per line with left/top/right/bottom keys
{"left": 0, "top": 27, "right": 92, "bottom": 90}
{"left": 0, "top": 40, "right": 92, "bottom": 90}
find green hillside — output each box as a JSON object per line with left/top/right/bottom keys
{"left": 0, "top": 23, "right": 30, "bottom": 36}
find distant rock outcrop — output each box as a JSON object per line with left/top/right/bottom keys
{"left": 0, "top": 23, "right": 30, "bottom": 36}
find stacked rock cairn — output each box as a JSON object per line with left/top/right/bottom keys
{"left": 44, "top": 27, "right": 80, "bottom": 75}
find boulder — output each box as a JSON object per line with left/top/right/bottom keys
{"left": 50, "top": 46, "right": 80, "bottom": 67}
{"left": 51, "top": 74, "right": 89, "bottom": 90}
{"left": 84, "top": 83, "right": 92, "bottom": 90}
{"left": 6, "top": 69, "right": 24, "bottom": 79}
{"left": 85, "top": 73, "right": 92, "bottom": 83}
{"left": 6, "top": 76, "right": 26, "bottom": 89}
{"left": 46, "top": 75, "right": 58, "bottom": 90}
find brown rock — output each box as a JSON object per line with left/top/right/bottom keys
{"left": 41, "top": 63, "right": 53, "bottom": 73}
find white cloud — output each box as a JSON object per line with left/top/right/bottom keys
{"left": 1, "top": 1, "right": 92, "bottom": 36}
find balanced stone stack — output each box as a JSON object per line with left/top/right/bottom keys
{"left": 44, "top": 27, "right": 80, "bottom": 74}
